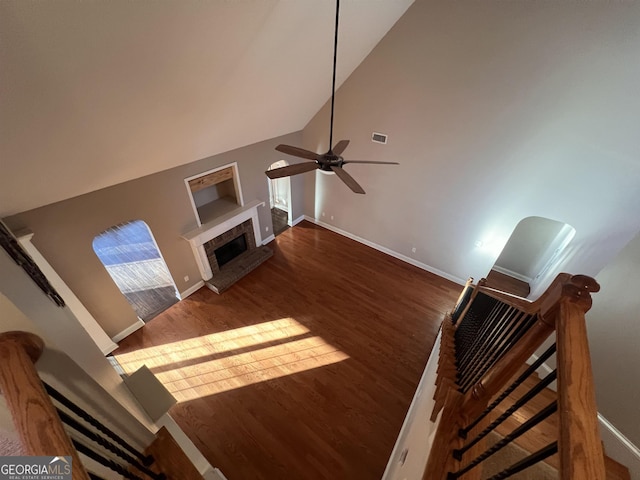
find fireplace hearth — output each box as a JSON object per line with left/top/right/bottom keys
{"left": 182, "top": 200, "right": 272, "bottom": 294}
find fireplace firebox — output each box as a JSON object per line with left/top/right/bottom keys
{"left": 215, "top": 234, "right": 247, "bottom": 268}
{"left": 182, "top": 199, "right": 273, "bottom": 294}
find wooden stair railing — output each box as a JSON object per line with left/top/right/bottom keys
{"left": 0, "top": 331, "right": 90, "bottom": 480}
{"left": 556, "top": 291, "right": 606, "bottom": 479}
{"left": 0, "top": 331, "right": 204, "bottom": 480}
{"left": 423, "top": 274, "right": 607, "bottom": 480}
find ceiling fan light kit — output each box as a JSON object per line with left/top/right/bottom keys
{"left": 265, "top": 0, "right": 398, "bottom": 194}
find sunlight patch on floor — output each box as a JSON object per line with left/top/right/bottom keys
{"left": 114, "top": 317, "right": 349, "bottom": 402}
{"left": 115, "top": 317, "right": 310, "bottom": 368}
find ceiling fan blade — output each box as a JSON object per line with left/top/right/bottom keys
{"left": 266, "top": 162, "right": 318, "bottom": 179}
{"left": 275, "top": 144, "right": 321, "bottom": 161}
{"left": 332, "top": 140, "right": 350, "bottom": 156}
{"left": 342, "top": 160, "right": 400, "bottom": 165}
{"left": 330, "top": 166, "right": 365, "bottom": 194}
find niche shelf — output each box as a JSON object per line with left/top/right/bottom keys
{"left": 185, "top": 163, "right": 244, "bottom": 226}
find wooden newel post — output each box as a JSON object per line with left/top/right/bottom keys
{"left": 554, "top": 277, "right": 606, "bottom": 480}
{"left": 0, "top": 331, "right": 90, "bottom": 480}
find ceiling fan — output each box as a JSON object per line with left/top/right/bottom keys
{"left": 265, "top": 0, "right": 398, "bottom": 194}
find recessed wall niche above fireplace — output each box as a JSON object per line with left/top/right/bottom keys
{"left": 184, "top": 163, "right": 244, "bottom": 227}
{"left": 182, "top": 164, "right": 272, "bottom": 294}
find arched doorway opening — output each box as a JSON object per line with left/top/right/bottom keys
{"left": 488, "top": 216, "right": 576, "bottom": 298}
{"left": 267, "top": 160, "right": 292, "bottom": 236}
{"left": 92, "top": 220, "right": 179, "bottom": 322}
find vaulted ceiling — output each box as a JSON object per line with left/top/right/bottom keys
{"left": 0, "top": 0, "right": 413, "bottom": 217}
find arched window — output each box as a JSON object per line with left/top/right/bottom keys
{"left": 92, "top": 220, "right": 179, "bottom": 321}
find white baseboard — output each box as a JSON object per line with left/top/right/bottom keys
{"left": 302, "top": 216, "right": 466, "bottom": 285}
{"left": 179, "top": 280, "right": 205, "bottom": 299}
{"left": 492, "top": 265, "right": 533, "bottom": 284}
{"left": 300, "top": 215, "right": 640, "bottom": 473}
{"left": 100, "top": 341, "right": 119, "bottom": 356}
{"left": 382, "top": 330, "right": 443, "bottom": 480}
{"left": 113, "top": 282, "right": 203, "bottom": 343}
{"left": 598, "top": 413, "right": 640, "bottom": 467}
{"left": 290, "top": 214, "right": 305, "bottom": 227}
{"left": 111, "top": 318, "right": 145, "bottom": 344}
{"left": 526, "top": 354, "right": 640, "bottom": 474}
{"left": 156, "top": 413, "right": 225, "bottom": 477}
{"left": 262, "top": 234, "right": 275, "bottom": 245}
{"left": 202, "top": 468, "right": 229, "bottom": 480}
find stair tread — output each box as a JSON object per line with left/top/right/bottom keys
{"left": 604, "top": 453, "right": 631, "bottom": 480}
{"left": 482, "top": 368, "right": 630, "bottom": 480}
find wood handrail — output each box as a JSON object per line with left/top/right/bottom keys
{"left": 451, "top": 277, "right": 484, "bottom": 326}
{"left": 460, "top": 274, "right": 601, "bottom": 416}
{"left": 452, "top": 277, "right": 474, "bottom": 312}
{"left": 474, "top": 284, "right": 536, "bottom": 313}
{"left": 459, "top": 312, "right": 555, "bottom": 419}
{"left": 426, "top": 273, "right": 607, "bottom": 479}
{"left": 556, "top": 297, "right": 606, "bottom": 479}
{"left": 0, "top": 331, "right": 90, "bottom": 480}
{"left": 473, "top": 273, "right": 600, "bottom": 317}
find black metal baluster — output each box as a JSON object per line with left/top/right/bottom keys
{"left": 72, "top": 440, "right": 146, "bottom": 480}
{"left": 458, "top": 305, "right": 519, "bottom": 383}
{"left": 57, "top": 408, "right": 165, "bottom": 480}
{"left": 457, "top": 301, "right": 509, "bottom": 374}
{"left": 455, "top": 294, "right": 497, "bottom": 357}
{"left": 451, "top": 283, "right": 474, "bottom": 324}
{"left": 486, "top": 442, "right": 558, "bottom": 480}
{"left": 44, "top": 382, "right": 153, "bottom": 465}
{"left": 453, "top": 369, "right": 557, "bottom": 459}
{"left": 454, "top": 307, "right": 480, "bottom": 358}
{"left": 467, "top": 313, "right": 537, "bottom": 390}
{"left": 458, "top": 309, "right": 526, "bottom": 391}
{"left": 459, "top": 343, "right": 557, "bottom": 438}
{"left": 447, "top": 401, "right": 558, "bottom": 479}
{"left": 459, "top": 312, "right": 537, "bottom": 392}
{"left": 458, "top": 307, "right": 519, "bottom": 388}
{"left": 455, "top": 299, "right": 505, "bottom": 385}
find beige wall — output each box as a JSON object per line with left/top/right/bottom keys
{"left": 0, "top": 247, "right": 154, "bottom": 448}
{"left": 303, "top": 0, "right": 640, "bottom": 290}
{"left": 588, "top": 234, "right": 640, "bottom": 450}
{"left": 302, "top": 0, "right": 640, "bottom": 468}
{"left": 4, "top": 0, "right": 640, "bottom": 467}
{"left": 4, "top": 131, "right": 303, "bottom": 339}
{"left": 0, "top": 293, "right": 42, "bottom": 442}
{"left": 494, "top": 216, "right": 567, "bottom": 280}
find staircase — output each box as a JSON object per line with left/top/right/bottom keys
{"left": 0, "top": 331, "right": 205, "bottom": 479}
{"left": 385, "top": 274, "right": 632, "bottom": 480}
{"left": 485, "top": 367, "right": 630, "bottom": 480}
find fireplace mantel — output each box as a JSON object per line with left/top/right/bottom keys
{"left": 182, "top": 199, "right": 264, "bottom": 280}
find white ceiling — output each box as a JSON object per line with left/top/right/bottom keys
{"left": 0, "top": 0, "right": 413, "bottom": 216}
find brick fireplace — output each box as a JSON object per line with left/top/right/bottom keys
{"left": 204, "top": 219, "right": 255, "bottom": 274}
{"left": 182, "top": 200, "right": 272, "bottom": 293}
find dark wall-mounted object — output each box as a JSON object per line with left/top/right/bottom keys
{"left": 0, "top": 221, "right": 65, "bottom": 307}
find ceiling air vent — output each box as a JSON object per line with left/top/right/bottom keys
{"left": 371, "top": 132, "right": 388, "bottom": 144}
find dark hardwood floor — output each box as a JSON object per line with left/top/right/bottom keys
{"left": 115, "top": 221, "right": 461, "bottom": 480}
